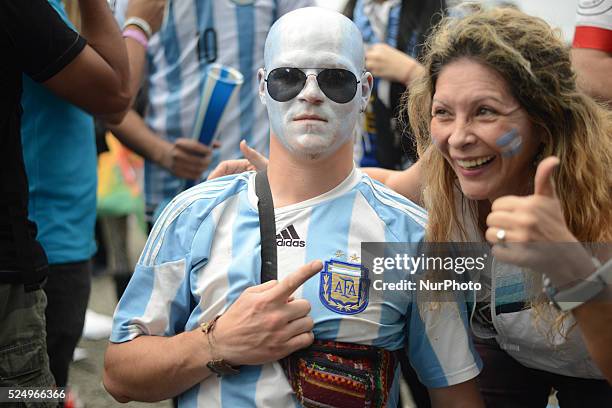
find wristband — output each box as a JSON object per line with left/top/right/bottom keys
{"left": 201, "top": 315, "right": 240, "bottom": 376}
{"left": 123, "top": 16, "right": 152, "bottom": 39}
{"left": 543, "top": 257, "right": 612, "bottom": 311}
{"left": 122, "top": 28, "right": 148, "bottom": 49}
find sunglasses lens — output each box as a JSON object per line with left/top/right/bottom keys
{"left": 318, "top": 69, "right": 358, "bottom": 104}
{"left": 266, "top": 68, "right": 305, "bottom": 102}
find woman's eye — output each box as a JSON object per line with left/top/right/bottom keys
{"left": 477, "top": 107, "right": 496, "bottom": 116}
{"left": 432, "top": 108, "right": 449, "bottom": 117}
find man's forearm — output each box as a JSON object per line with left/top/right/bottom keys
{"left": 428, "top": 379, "right": 485, "bottom": 408}
{"left": 571, "top": 48, "right": 612, "bottom": 103}
{"left": 362, "top": 167, "right": 396, "bottom": 185}
{"left": 78, "top": 0, "right": 130, "bottom": 104}
{"left": 122, "top": 0, "right": 167, "bottom": 100}
{"left": 573, "top": 288, "right": 612, "bottom": 383}
{"left": 126, "top": 39, "right": 148, "bottom": 104}
{"left": 104, "top": 330, "right": 215, "bottom": 402}
{"left": 109, "top": 110, "right": 170, "bottom": 166}
{"left": 363, "top": 162, "right": 424, "bottom": 205}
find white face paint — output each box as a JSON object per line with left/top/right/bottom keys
{"left": 259, "top": 7, "right": 372, "bottom": 160}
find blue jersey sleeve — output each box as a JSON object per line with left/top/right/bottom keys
{"left": 110, "top": 176, "right": 246, "bottom": 343}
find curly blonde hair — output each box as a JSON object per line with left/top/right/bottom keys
{"left": 406, "top": 5, "right": 612, "bottom": 244}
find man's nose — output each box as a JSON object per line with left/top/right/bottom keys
{"left": 298, "top": 74, "right": 325, "bottom": 104}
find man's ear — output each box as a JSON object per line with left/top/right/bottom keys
{"left": 360, "top": 71, "right": 373, "bottom": 112}
{"left": 258, "top": 68, "right": 267, "bottom": 105}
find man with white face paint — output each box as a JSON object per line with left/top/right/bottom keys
{"left": 260, "top": 7, "right": 367, "bottom": 165}
{"left": 104, "top": 7, "right": 483, "bottom": 407}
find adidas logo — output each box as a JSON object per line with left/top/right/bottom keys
{"left": 276, "top": 225, "right": 306, "bottom": 247}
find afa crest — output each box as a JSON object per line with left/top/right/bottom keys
{"left": 319, "top": 260, "right": 369, "bottom": 315}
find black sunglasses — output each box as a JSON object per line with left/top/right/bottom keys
{"left": 265, "top": 67, "right": 361, "bottom": 104}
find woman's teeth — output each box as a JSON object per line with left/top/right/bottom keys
{"left": 457, "top": 155, "right": 495, "bottom": 169}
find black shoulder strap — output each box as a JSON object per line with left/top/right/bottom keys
{"left": 255, "top": 171, "right": 277, "bottom": 283}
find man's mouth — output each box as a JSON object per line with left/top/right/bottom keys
{"left": 456, "top": 155, "right": 495, "bottom": 169}
{"left": 294, "top": 114, "right": 326, "bottom": 122}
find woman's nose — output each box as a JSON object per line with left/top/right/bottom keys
{"left": 447, "top": 120, "right": 477, "bottom": 148}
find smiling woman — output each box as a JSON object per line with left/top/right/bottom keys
{"left": 429, "top": 58, "right": 540, "bottom": 201}
{"left": 399, "top": 4, "right": 612, "bottom": 405}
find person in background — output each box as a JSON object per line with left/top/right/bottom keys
{"left": 96, "top": 83, "right": 152, "bottom": 302}
{"left": 345, "top": 0, "right": 446, "bottom": 170}
{"left": 109, "top": 0, "right": 314, "bottom": 225}
{"left": 0, "top": 0, "right": 130, "bottom": 393}
{"left": 571, "top": 0, "right": 612, "bottom": 103}
{"left": 18, "top": 0, "right": 165, "bottom": 388}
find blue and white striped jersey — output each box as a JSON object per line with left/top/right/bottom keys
{"left": 114, "top": 0, "right": 314, "bottom": 218}
{"left": 111, "top": 169, "right": 481, "bottom": 407}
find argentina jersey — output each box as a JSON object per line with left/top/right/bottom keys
{"left": 113, "top": 0, "right": 314, "bottom": 218}
{"left": 111, "top": 168, "right": 482, "bottom": 407}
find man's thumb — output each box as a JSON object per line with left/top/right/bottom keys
{"left": 534, "top": 156, "right": 560, "bottom": 198}
{"left": 240, "top": 140, "right": 268, "bottom": 171}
